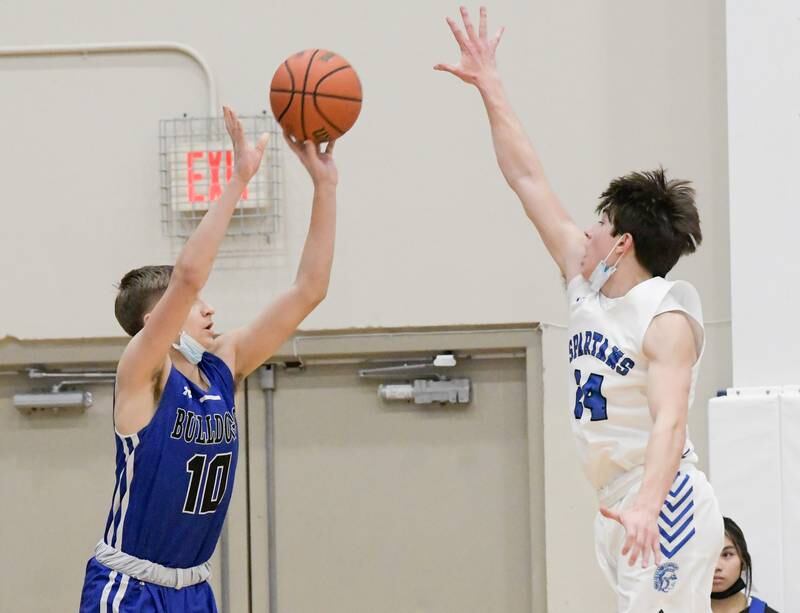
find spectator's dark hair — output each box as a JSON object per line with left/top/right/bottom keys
{"left": 724, "top": 516, "right": 753, "bottom": 598}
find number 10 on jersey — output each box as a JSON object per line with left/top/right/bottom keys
{"left": 183, "top": 452, "right": 233, "bottom": 515}
{"left": 573, "top": 370, "right": 608, "bottom": 421}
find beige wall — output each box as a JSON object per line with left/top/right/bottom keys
{"left": 2, "top": 329, "right": 548, "bottom": 612}
{"left": 0, "top": 0, "right": 728, "bottom": 340}
{"left": 0, "top": 373, "right": 122, "bottom": 612}
{"left": 0, "top": 323, "right": 731, "bottom": 612}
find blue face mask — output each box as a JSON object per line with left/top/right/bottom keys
{"left": 588, "top": 236, "right": 627, "bottom": 292}
{"left": 172, "top": 331, "right": 205, "bottom": 365}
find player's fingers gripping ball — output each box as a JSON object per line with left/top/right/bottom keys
{"left": 270, "top": 49, "right": 363, "bottom": 144}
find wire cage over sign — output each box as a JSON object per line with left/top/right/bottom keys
{"left": 159, "top": 113, "right": 282, "bottom": 244}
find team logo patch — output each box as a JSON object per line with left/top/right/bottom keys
{"left": 653, "top": 562, "right": 679, "bottom": 593}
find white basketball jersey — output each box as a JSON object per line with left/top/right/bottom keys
{"left": 566, "top": 275, "right": 704, "bottom": 490}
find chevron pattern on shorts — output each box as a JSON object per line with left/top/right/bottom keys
{"left": 658, "top": 471, "right": 696, "bottom": 559}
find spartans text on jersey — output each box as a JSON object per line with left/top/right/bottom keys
{"left": 568, "top": 330, "right": 635, "bottom": 376}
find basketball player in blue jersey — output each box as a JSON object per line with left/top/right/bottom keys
{"left": 79, "top": 107, "right": 339, "bottom": 612}
{"left": 437, "top": 7, "right": 724, "bottom": 612}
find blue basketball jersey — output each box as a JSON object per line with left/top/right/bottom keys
{"left": 102, "top": 352, "right": 238, "bottom": 568}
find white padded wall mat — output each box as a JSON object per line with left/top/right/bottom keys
{"left": 708, "top": 389, "right": 783, "bottom": 609}
{"left": 779, "top": 391, "right": 800, "bottom": 609}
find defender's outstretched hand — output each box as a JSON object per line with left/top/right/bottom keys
{"left": 600, "top": 505, "right": 662, "bottom": 569}
{"left": 434, "top": 6, "right": 505, "bottom": 86}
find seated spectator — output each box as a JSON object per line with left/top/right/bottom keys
{"left": 712, "top": 517, "right": 778, "bottom": 613}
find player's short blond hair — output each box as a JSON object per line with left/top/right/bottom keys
{"left": 114, "top": 265, "right": 173, "bottom": 336}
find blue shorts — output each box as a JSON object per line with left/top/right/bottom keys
{"left": 79, "top": 557, "right": 218, "bottom": 612}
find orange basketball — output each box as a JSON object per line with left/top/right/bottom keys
{"left": 269, "top": 49, "right": 363, "bottom": 144}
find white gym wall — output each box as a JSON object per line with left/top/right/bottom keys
{"left": 708, "top": 2, "right": 800, "bottom": 610}
{"left": 726, "top": 0, "right": 800, "bottom": 387}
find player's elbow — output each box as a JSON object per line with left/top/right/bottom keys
{"left": 653, "top": 406, "right": 687, "bottom": 441}
{"left": 308, "top": 287, "right": 327, "bottom": 307}
{"left": 172, "top": 262, "right": 205, "bottom": 294}
{"left": 505, "top": 171, "right": 537, "bottom": 195}
{"left": 296, "top": 280, "right": 328, "bottom": 308}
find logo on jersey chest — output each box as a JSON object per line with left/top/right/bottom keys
{"left": 568, "top": 330, "right": 635, "bottom": 376}
{"left": 170, "top": 408, "right": 237, "bottom": 445}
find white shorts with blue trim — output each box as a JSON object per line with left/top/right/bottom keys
{"left": 594, "top": 464, "right": 724, "bottom": 613}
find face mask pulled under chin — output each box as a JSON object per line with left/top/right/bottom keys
{"left": 172, "top": 331, "right": 206, "bottom": 365}
{"left": 588, "top": 237, "right": 627, "bottom": 292}
{"left": 710, "top": 577, "right": 746, "bottom": 600}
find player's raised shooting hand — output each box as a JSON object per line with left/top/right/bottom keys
{"left": 600, "top": 504, "right": 662, "bottom": 569}
{"left": 224, "top": 106, "right": 270, "bottom": 184}
{"left": 434, "top": 6, "right": 505, "bottom": 87}
{"left": 283, "top": 133, "right": 338, "bottom": 188}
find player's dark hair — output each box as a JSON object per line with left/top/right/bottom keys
{"left": 114, "top": 265, "right": 173, "bottom": 336}
{"left": 723, "top": 516, "right": 753, "bottom": 598}
{"left": 596, "top": 167, "right": 701, "bottom": 277}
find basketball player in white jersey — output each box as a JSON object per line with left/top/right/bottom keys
{"left": 436, "top": 7, "right": 724, "bottom": 612}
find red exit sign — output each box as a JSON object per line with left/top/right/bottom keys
{"left": 186, "top": 150, "right": 249, "bottom": 203}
